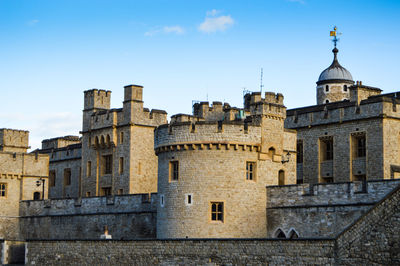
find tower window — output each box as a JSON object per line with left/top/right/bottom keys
{"left": 321, "top": 138, "right": 333, "bottom": 161}
{"left": 278, "top": 170, "right": 285, "bottom": 185}
{"left": 210, "top": 202, "right": 224, "bottom": 222}
{"left": 33, "top": 192, "right": 41, "bottom": 200}
{"left": 185, "top": 194, "right": 193, "bottom": 206}
{"left": 64, "top": 168, "right": 71, "bottom": 186}
{"left": 344, "top": 85, "right": 348, "bottom": 92}
{"left": 119, "top": 157, "right": 124, "bottom": 174}
{"left": 325, "top": 85, "right": 329, "bottom": 92}
{"left": 325, "top": 99, "right": 330, "bottom": 104}
{"left": 169, "top": 161, "right": 179, "bottom": 181}
{"left": 87, "top": 161, "right": 92, "bottom": 177}
{"left": 297, "top": 141, "right": 303, "bottom": 164}
{"left": 49, "top": 170, "right": 56, "bottom": 187}
{"left": 246, "top": 162, "right": 256, "bottom": 181}
{"left": 352, "top": 134, "right": 366, "bottom": 158}
{"left": 0, "top": 183, "right": 7, "bottom": 197}
{"left": 102, "top": 155, "right": 113, "bottom": 175}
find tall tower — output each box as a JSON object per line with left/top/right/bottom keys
{"left": 316, "top": 27, "right": 354, "bottom": 105}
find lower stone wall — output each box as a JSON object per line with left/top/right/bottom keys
{"left": 26, "top": 239, "right": 336, "bottom": 265}
{"left": 21, "top": 212, "right": 156, "bottom": 240}
{"left": 266, "top": 179, "right": 400, "bottom": 238}
{"left": 336, "top": 182, "right": 400, "bottom": 265}
{"left": 19, "top": 194, "right": 157, "bottom": 240}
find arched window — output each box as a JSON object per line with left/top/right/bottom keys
{"left": 278, "top": 170, "right": 285, "bottom": 185}
{"left": 288, "top": 229, "right": 299, "bottom": 239}
{"left": 325, "top": 85, "right": 329, "bottom": 92}
{"left": 343, "top": 85, "right": 348, "bottom": 92}
{"left": 275, "top": 229, "right": 286, "bottom": 239}
{"left": 33, "top": 192, "right": 41, "bottom": 200}
{"left": 325, "top": 99, "right": 330, "bottom": 104}
{"left": 106, "top": 135, "right": 111, "bottom": 146}
{"left": 101, "top": 135, "right": 105, "bottom": 146}
{"left": 268, "top": 147, "right": 276, "bottom": 158}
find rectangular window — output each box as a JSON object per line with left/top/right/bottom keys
{"left": 210, "top": 202, "right": 224, "bottom": 222}
{"left": 321, "top": 138, "right": 333, "bottom": 161}
{"left": 356, "top": 136, "right": 366, "bottom": 158}
{"left": 0, "top": 183, "right": 7, "bottom": 197}
{"left": 120, "top": 132, "right": 124, "bottom": 144}
{"left": 185, "top": 193, "right": 193, "bottom": 206}
{"left": 119, "top": 157, "right": 124, "bottom": 174}
{"left": 102, "top": 155, "right": 113, "bottom": 175}
{"left": 87, "top": 161, "right": 92, "bottom": 177}
{"left": 169, "top": 161, "right": 179, "bottom": 181}
{"left": 118, "top": 189, "right": 123, "bottom": 195}
{"left": 86, "top": 191, "right": 91, "bottom": 197}
{"left": 49, "top": 170, "right": 56, "bottom": 187}
{"left": 297, "top": 141, "right": 303, "bottom": 163}
{"left": 64, "top": 168, "right": 71, "bottom": 186}
{"left": 101, "top": 187, "right": 112, "bottom": 196}
{"left": 246, "top": 162, "right": 256, "bottom": 181}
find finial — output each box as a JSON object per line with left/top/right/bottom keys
{"left": 330, "top": 26, "right": 342, "bottom": 48}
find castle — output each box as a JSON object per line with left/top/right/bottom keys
{"left": 1, "top": 33, "right": 400, "bottom": 264}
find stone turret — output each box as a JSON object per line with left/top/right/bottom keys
{"left": 316, "top": 48, "right": 354, "bottom": 105}
{"left": 155, "top": 91, "right": 296, "bottom": 239}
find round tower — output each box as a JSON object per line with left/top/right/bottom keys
{"left": 155, "top": 93, "right": 297, "bottom": 239}
{"left": 316, "top": 47, "right": 354, "bottom": 105}
{"left": 155, "top": 121, "right": 270, "bottom": 239}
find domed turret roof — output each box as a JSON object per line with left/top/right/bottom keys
{"left": 317, "top": 48, "right": 353, "bottom": 85}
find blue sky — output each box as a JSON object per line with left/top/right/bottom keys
{"left": 1, "top": 0, "right": 400, "bottom": 150}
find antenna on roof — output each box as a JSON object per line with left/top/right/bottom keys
{"left": 260, "top": 68, "right": 264, "bottom": 94}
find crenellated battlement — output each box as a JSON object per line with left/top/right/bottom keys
{"left": 155, "top": 120, "right": 261, "bottom": 153}
{"left": 0, "top": 128, "right": 30, "bottom": 153}
{"left": 84, "top": 89, "right": 111, "bottom": 111}
{"left": 286, "top": 91, "right": 400, "bottom": 129}
{"left": 192, "top": 101, "right": 242, "bottom": 122}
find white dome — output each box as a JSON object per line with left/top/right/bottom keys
{"left": 317, "top": 48, "right": 353, "bottom": 84}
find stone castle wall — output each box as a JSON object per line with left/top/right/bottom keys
{"left": 286, "top": 94, "right": 400, "bottom": 183}
{"left": 81, "top": 85, "right": 167, "bottom": 197}
{"left": 23, "top": 180, "right": 400, "bottom": 265}
{"left": 26, "top": 239, "right": 336, "bottom": 265}
{"left": 19, "top": 194, "right": 157, "bottom": 240}
{"left": 266, "top": 179, "right": 400, "bottom": 238}
{"left": 0, "top": 148, "right": 49, "bottom": 240}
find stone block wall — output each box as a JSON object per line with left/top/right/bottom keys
{"left": 266, "top": 179, "right": 400, "bottom": 238}
{"left": 25, "top": 239, "right": 336, "bottom": 265}
{"left": 336, "top": 181, "right": 400, "bottom": 264}
{"left": 19, "top": 194, "right": 157, "bottom": 240}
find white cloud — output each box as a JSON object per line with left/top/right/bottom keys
{"left": 145, "top": 25, "right": 185, "bottom": 36}
{"left": 27, "top": 19, "right": 39, "bottom": 26}
{"left": 198, "top": 15, "right": 234, "bottom": 33}
{"left": 0, "top": 112, "right": 81, "bottom": 151}
{"left": 206, "top": 9, "right": 220, "bottom": 17}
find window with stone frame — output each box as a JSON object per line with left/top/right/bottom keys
{"left": 102, "top": 155, "right": 113, "bottom": 175}
{"left": 169, "top": 161, "right": 179, "bottom": 181}
{"left": 119, "top": 157, "right": 124, "bottom": 174}
{"left": 210, "top": 202, "right": 224, "bottom": 222}
{"left": 297, "top": 140, "right": 303, "bottom": 163}
{"left": 320, "top": 137, "right": 333, "bottom": 161}
{"left": 64, "top": 168, "right": 71, "bottom": 186}
{"left": 87, "top": 161, "right": 92, "bottom": 177}
{"left": 352, "top": 133, "right": 366, "bottom": 158}
{"left": 101, "top": 187, "right": 112, "bottom": 196}
{"left": 0, "top": 183, "right": 7, "bottom": 197}
{"left": 49, "top": 170, "right": 56, "bottom": 187}
{"left": 246, "top": 161, "right": 256, "bottom": 181}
